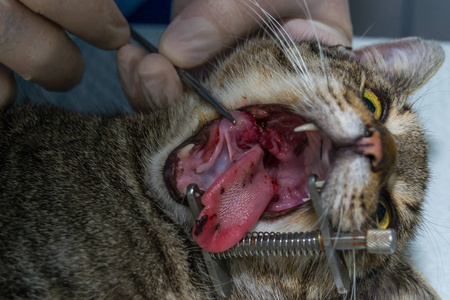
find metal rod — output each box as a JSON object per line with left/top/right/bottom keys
{"left": 210, "top": 229, "right": 396, "bottom": 259}
{"left": 129, "top": 27, "right": 236, "bottom": 124}
{"left": 186, "top": 184, "right": 232, "bottom": 298}
{"left": 307, "top": 174, "right": 350, "bottom": 294}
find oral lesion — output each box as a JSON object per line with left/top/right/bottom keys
{"left": 162, "top": 104, "right": 336, "bottom": 251}
{"left": 165, "top": 105, "right": 332, "bottom": 215}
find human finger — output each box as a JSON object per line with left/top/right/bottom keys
{"left": 136, "top": 54, "right": 182, "bottom": 110}
{"left": 282, "top": 0, "right": 352, "bottom": 47}
{"left": 117, "top": 45, "right": 182, "bottom": 111}
{"left": 18, "top": 0, "right": 129, "bottom": 49}
{"left": 160, "top": 0, "right": 352, "bottom": 69}
{"left": 0, "top": 0, "right": 84, "bottom": 91}
{"left": 117, "top": 44, "right": 147, "bottom": 110}
{"left": 0, "top": 65, "right": 17, "bottom": 109}
{"left": 282, "top": 18, "right": 352, "bottom": 48}
{"left": 171, "top": 0, "right": 191, "bottom": 19}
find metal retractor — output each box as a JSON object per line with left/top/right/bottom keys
{"left": 186, "top": 174, "right": 396, "bottom": 298}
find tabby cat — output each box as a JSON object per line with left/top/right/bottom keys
{"left": 0, "top": 34, "right": 444, "bottom": 298}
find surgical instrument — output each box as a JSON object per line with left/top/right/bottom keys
{"left": 186, "top": 175, "right": 397, "bottom": 298}
{"left": 130, "top": 27, "right": 236, "bottom": 124}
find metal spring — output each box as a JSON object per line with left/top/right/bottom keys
{"left": 211, "top": 231, "right": 321, "bottom": 259}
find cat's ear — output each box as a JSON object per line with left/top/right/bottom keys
{"left": 354, "top": 37, "right": 445, "bottom": 95}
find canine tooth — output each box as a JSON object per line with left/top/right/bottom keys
{"left": 294, "top": 123, "right": 319, "bottom": 132}
{"left": 179, "top": 143, "right": 194, "bottom": 158}
{"left": 303, "top": 198, "right": 311, "bottom": 202}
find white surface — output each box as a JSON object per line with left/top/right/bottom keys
{"left": 354, "top": 38, "right": 450, "bottom": 299}
{"left": 410, "top": 43, "right": 450, "bottom": 299}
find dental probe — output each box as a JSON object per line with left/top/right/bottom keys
{"left": 129, "top": 27, "right": 236, "bottom": 124}
{"left": 186, "top": 175, "right": 397, "bottom": 297}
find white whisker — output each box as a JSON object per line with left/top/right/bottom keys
{"left": 340, "top": 25, "right": 374, "bottom": 84}
{"left": 241, "top": 0, "right": 315, "bottom": 89}
{"left": 300, "top": 0, "right": 329, "bottom": 86}
{"left": 348, "top": 250, "right": 357, "bottom": 300}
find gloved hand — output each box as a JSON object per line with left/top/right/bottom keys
{"left": 0, "top": 0, "right": 129, "bottom": 108}
{"left": 117, "top": 0, "right": 352, "bottom": 111}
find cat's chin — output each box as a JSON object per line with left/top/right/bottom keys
{"left": 163, "top": 104, "right": 333, "bottom": 252}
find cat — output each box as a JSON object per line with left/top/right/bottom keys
{"left": 0, "top": 33, "right": 444, "bottom": 299}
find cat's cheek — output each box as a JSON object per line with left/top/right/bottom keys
{"left": 321, "top": 153, "right": 379, "bottom": 231}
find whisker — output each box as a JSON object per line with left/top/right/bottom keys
{"left": 249, "top": 55, "right": 309, "bottom": 96}
{"left": 331, "top": 205, "right": 345, "bottom": 253}
{"left": 340, "top": 24, "right": 377, "bottom": 86}
{"left": 301, "top": 0, "right": 329, "bottom": 87}
{"left": 322, "top": 280, "right": 335, "bottom": 299}
{"left": 360, "top": 209, "right": 378, "bottom": 228}
{"left": 351, "top": 250, "right": 357, "bottom": 300}
{"left": 241, "top": 0, "right": 315, "bottom": 88}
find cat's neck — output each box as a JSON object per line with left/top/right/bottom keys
{"left": 227, "top": 256, "right": 335, "bottom": 299}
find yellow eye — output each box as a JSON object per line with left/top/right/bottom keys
{"left": 363, "top": 89, "right": 382, "bottom": 120}
{"left": 376, "top": 196, "right": 391, "bottom": 229}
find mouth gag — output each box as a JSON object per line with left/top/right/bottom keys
{"left": 130, "top": 27, "right": 236, "bottom": 124}
{"left": 186, "top": 174, "right": 397, "bottom": 298}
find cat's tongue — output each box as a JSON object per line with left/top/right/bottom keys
{"left": 192, "top": 146, "right": 278, "bottom": 253}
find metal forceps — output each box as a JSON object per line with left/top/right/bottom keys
{"left": 186, "top": 175, "right": 396, "bottom": 298}
{"left": 129, "top": 27, "right": 236, "bottom": 124}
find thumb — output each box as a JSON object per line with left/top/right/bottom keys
{"left": 159, "top": 0, "right": 352, "bottom": 69}
{"left": 158, "top": 0, "right": 304, "bottom": 69}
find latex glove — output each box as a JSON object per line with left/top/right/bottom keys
{"left": 0, "top": 0, "right": 129, "bottom": 108}
{"left": 117, "top": 0, "right": 352, "bottom": 111}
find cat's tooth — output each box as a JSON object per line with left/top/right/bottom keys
{"left": 302, "top": 182, "right": 325, "bottom": 202}
{"left": 294, "top": 123, "right": 319, "bottom": 132}
{"left": 179, "top": 143, "right": 195, "bottom": 158}
{"left": 315, "top": 181, "right": 325, "bottom": 189}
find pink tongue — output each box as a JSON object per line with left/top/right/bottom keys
{"left": 192, "top": 146, "right": 278, "bottom": 253}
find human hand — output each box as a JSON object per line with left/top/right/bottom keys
{"left": 117, "top": 0, "right": 352, "bottom": 111}
{"left": 0, "top": 0, "right": 129, "bottom": 108}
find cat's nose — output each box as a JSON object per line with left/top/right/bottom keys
{"left": 354, "top": 126, "right": 397, "bottom": 173}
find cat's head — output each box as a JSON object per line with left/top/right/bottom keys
{"left": 149, "top": 37, "right": 444, "bottom": 257}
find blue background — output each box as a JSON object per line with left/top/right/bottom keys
{"left": 115, "top": 0, "right": 171, "bottom": 23}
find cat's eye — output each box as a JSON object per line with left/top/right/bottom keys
{"left": 376, "top": 196, "right": 391, "bottom": 229}
{"left": 363, "top": 89, "right": 383, "bottom": 120}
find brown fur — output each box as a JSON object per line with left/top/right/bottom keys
{"left": 0, "top": 37, "right": 444, "bottom": 299}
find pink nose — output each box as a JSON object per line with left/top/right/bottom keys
{"left": 354, "top": 126, "right": 396, "bottom": 173}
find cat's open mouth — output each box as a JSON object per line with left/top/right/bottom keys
{"left": 164, "top": 105, "right": 332, "bottom": 252}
